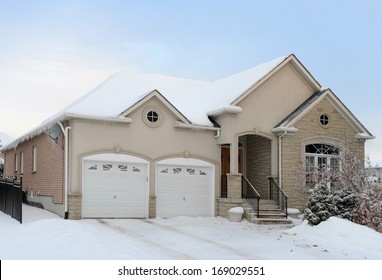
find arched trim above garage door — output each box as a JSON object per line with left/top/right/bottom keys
{"left": 155, "top": 157, "right": 215, "bottom": 218}
{"left": 83, "top": 153, "right": 149, "bottom": 164}
{"left": 82, "top": 153, "right": 149, "bottom": 218}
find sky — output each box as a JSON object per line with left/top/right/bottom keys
{"left": 0, "top": 0, "right": 381, "bottom": 164}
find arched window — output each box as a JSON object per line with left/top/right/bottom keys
{"left": 305, "top": 143, "right": 340, "bottom": 186}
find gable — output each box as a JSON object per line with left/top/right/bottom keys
{"left": 124, "top": 92, "right": 192, "bottom": 132}
{"left": 275, "top": 89, "right": 374, "bottom": 139}
{"left": 294, "top": 97, "right": 358, "bottom": 135}
{"left": 120, "top": 90, "right": 191, "bottom": 125}
{"left": 231, "top": 62, "right": 317, "bottom": 133}
{"left": 232, "top": 54, "right": 321, "bottom": 106}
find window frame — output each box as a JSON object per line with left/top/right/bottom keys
{"left": 304, "top": 142, "right": 341, "bottom": 188}
{"left": 14, "top": 153, "right": 18, "bottom": 173}
{"left": 20, "top": 152, "right": 24, "bottom": 174}
{"left": 32, "top": 145, "right": 37, "bottom": 173}
{"left": 319, "top": 113, "right": 331, "bottom": 127}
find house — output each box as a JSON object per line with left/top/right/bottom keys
{"left": 1, "top": 54, "right": 374, "bottom": 221}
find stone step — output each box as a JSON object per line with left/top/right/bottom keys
{"left": 243, "top": 199, "right": 291, "bottom": 225}
{"left": 251, "top": 218, "right": 293, "bottom": 225}
{"left": 258, "top": 213, "right": 287, "bottom": 219}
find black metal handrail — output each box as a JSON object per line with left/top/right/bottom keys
{"left": 242, "top": 176, "right": 260, "bottom": 218}
{"left": 268, "top": 177, "right": 288, "bottom": 219}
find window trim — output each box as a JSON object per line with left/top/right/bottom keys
{"left": 319, "top": 113, "right": 331, "bottom": 128}
{"left": 142, "top": 106, "right": 163, "bottom": 128}
{"left": 32, "top": 145, "right": 37, "bottom": 173}
{"left": 20, "top": 152, "right": 24, "bottom": 174}
{"left": 14, "top": 153, "right": 18, "bottom": 173}
{"left": 304, "top": 142, "right": 341, "bottom": 188}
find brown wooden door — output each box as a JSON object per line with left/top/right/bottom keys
{"left": 221, "top": 146, "right": 230, "bottom": 176}
{"left": 221, "top": 146, "right": 230, "bottom": 198}
{"left": 221, "top": 146, "right": 243, "bottom": 198}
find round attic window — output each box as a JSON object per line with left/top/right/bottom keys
{"left": 142, "top": 107, "right": 163, "bottom": 128}
{"left": 319, "top": 114, "right": 330, "bottom": 127}
{"left": 147, "top": 110, "right": 159, "bottom": 123}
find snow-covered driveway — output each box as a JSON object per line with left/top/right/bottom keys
{"left": 1, "top": 205, "right": 382, "bottom": 260}
{"left": 96, "top": 218, "right": 257, "bottom": 259}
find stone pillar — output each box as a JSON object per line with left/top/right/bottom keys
{"left": 68, "top": 193, "right": 82, "bottom": 220}
{"left": 230, "top": 142, "right": 239, "bottom": 173}
{"left": 227, "top": 173, "right": 242, "bottom": 199}
{"left": 149, "top": 196, "right": 156, "bottom": 218}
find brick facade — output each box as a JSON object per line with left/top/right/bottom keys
{"left": 281, "top": 97, "right": 365, "bottom": 210}
{"left": 3, "top": 133, "right": 65, "bottom": 206}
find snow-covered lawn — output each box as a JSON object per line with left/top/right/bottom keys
{"left": 1, "top": 205, "right": 382, "bottom": 260}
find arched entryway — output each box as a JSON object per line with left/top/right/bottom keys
{"left": 239, "top": 134, "right": 272, "bottom": 198}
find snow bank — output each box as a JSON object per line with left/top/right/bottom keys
{"left": 1, "top": 206, "right": 382, "bottom": 260}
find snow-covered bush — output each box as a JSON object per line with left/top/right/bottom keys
{"left": 304, "top": 182, "right": 355, "bottom": 226}
{"left": 353, "top": 184, "right": 382, "bottom": 233}
{"left": 302, "top": 148, "right": 376, "bottom": 226}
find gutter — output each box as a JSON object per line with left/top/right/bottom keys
{"left": 64, "top": 113, "right": 133, "bottom": 123}
{"left": 1, "top": 114, "right": 132, "bottom": 152}
{"left": 355, "top": 133, "right": 375, "bottom": 141}
{"left": 174, "top": 121, "right": 221, "bottom": 132}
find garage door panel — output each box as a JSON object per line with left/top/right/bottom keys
{"left": 157, "top": 163, "right": 213, "bottom": 218}
{"left": 82, "top": 160, "right": 148, "bottom": 218}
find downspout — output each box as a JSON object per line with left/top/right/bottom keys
{"left": 207, "top": 116, "right": 221, "bottom": 138}
{"left": 272, "top": 126, "right": 298, "bottom": 187}
{"left": 58, "top": 122, "right": 72, "bottom": 219}
{"left": 278, "top": 131, "right": 287, "bottom": 187}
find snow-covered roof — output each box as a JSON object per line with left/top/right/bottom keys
{"left": 2, "top": 55, "right": 288, "bottom": 151}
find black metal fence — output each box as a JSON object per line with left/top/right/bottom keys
{"left": 0, "top": 178, "right": 23, "bottom": 223}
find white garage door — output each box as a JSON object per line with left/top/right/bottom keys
{"left": 82, "top": 160, "right": 148, "bottom": 218}
{"left": 156, "top": 161, "right": 214, "bottom": 218}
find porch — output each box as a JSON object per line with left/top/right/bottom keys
{"left": 218, "top": 174, "right": 291, "bottom": 224}
{"left": 218, "top": 134, "right": 292, "bottom": 225}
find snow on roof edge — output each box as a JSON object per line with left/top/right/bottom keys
{"left": 2, "top": 55, "right": 296, "bottom": 151}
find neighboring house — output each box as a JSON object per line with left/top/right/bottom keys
{"left": 1, "top": 54, "right": 374, "bottom": 220}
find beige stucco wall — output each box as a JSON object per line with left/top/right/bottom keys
{"left": 67, "top": 96, "right": 220, "bottom": 216}
{"left": 281, "top": 97, "right": 365, "bottom": 210}
{"left": 215, "top": 63, "right": 316, "bottom": 176}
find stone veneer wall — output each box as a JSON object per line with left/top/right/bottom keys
{"left": 281, "top": 97, "right": 365, "bottom": 210}
{"left": 217, "top": 198, "right": 246, "bottom": 218}
{"left": 149, "top": 196, "right": 156, "bottom": 218}
{"left": 245, "top": 135, "right": 271, "bottom": 198}
{"left": 68, "top": 194, "right": 82, "bottom": 220}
